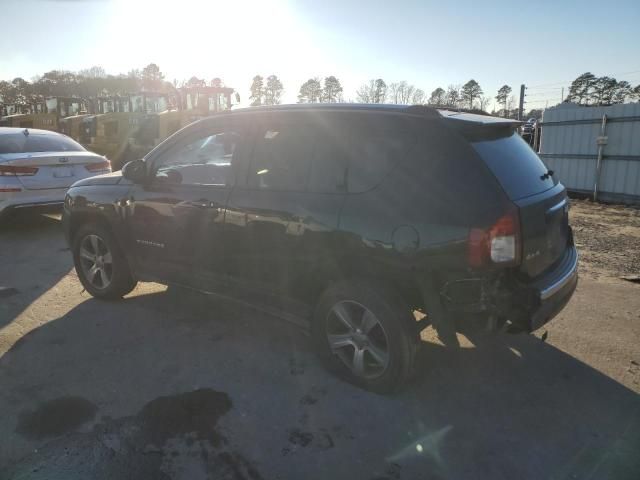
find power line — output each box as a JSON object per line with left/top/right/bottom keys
{"left": 526, "top": 91, "right": 562, "bottom": 97}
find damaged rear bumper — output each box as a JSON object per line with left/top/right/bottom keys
{"left": 438, "top": 244, "right": 579, "bottom": 332}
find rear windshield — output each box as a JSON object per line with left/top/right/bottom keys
{"left": 0, "top": 133, "right": 86, "bottom": 154}
{"left": 471, "top": 131, "right": 555, "bottom": 200}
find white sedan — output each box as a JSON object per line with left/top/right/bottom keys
{"left": 0, "top": 127, "right": 111, "bottom": 218}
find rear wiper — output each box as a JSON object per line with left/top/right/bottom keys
{"left": 540, "top": 169, "right": 554, "bottom": 180}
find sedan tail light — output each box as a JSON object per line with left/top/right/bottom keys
{"left": 468, "top": 208, "right": 521, "bottom": 267}
{"left": 85, "top": 160, "right": 111, "bottom": 172}
{"left": 0, "top": 165, "right": 39, "bottom": 176}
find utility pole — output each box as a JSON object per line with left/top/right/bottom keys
{"left": 561, "top": 87, "right": 564, "bottom": 104}
{"left": 518, "top": 84, "right": 525, "bottom": 120}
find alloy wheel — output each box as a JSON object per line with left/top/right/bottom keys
{"left": 78, "top": 234, "right": 113, "bottom": 290}
{"left": 325, "top": 300, "right": 390, "bottom": 379}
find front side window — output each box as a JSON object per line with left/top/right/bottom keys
{"left": 308, "top": 128, "right": 349, "bottom": 193}
{"left": 248, "top": 124, "right": 314, "bottom": 191}
{"left": 155, "top": 126, "right": 240, "bottom": 186}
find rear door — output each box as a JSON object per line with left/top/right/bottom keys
{"left": 223, "top": 112, "right": 347, "bottom": 307}
{"left": 471, "top": 130, "right": 569, "bottom": 278}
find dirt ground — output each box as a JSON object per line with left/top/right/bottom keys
{"left": 0, "top": 202, "right": 639, "bottom": 480}
{"left": 570, "top": 198, "right": 640, "bottom": 279}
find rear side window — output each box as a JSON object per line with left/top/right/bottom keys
{"left": 347, "top": 119, "right": 416, "bottom": 193}
{"left": 0, "top": 133, "right": 85, "bottom": 154}
{"left": 248, "top": 124, "right": 314, "bottom": 191}
{"left": 308, "top": 128, "right": 349, "bottom": 193}
{"left": 471, "top": 132, "right": 555, "bottom": 200}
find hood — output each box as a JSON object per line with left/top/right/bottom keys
{"left": 71, "top": 171, "right": 123, "bottom": 188}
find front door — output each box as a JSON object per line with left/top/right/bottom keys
{"left": 127, "top": 118, "right": 244, "bottom": 287}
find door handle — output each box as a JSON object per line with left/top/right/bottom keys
{"left": 184, "top": 200, "right": 223, "bottom": 210}
{"left": 185, "top": 200, "right": 209, "bottom": 208}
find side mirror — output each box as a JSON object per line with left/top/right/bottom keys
{"left": 121, "top": 159, "right": 148, "bottom": 183}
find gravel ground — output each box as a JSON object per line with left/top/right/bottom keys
{"left": 0, "top": 208, "right": 639, "bottom": 480}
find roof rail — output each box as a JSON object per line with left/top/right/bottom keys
{"left": 404, "top": 105, "right": 441, "bottom": 117}
{"left": 428, "top": 105, "right": 491, "bottom": 116}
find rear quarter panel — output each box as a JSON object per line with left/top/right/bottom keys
{"left": 337, "top": 119, "right": 510, "bottom": 282}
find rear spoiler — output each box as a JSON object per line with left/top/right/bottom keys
{"left": 403, "top": 105, "right": 523, "bottom": 128}
{"left": 435, "top": 110, "right": 523, "bottom": 141}
{"left": 437, "top": 109, "right": 523, "bottom": 127}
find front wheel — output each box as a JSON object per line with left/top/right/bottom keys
{"left": 72, "top": 223, "right": 137, "bottom": 299}
{"left": 312, "top": 281, "right": 418, "bottom": 393}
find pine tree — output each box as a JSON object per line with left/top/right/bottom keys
{"left": 461, "top": 79, "right": 483, "bottom": 109}
{"left": 249, "top": 75, "right": 264, "bottom": 106}
{"left": 264, "top": 75, "right": 284, "bottom": 105}
{"left": 322, "top": 76, "right": 343, "bottom": 103}
{"left": 495, "top": 85, "right": 512, "bottom": 116}
{"left": 298, "top": 78, "right": 323, "bottom": 103}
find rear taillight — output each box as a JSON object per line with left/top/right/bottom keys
{"left": 468, "top": 209, "right": 521, "bottom": 267}
{"left": 0, "top": 165, "right": 39, "bottom": 176}
{"left": 85, "top": 160, "right": 111, "bottom": 172}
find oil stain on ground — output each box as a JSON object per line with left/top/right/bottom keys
{"left": 5, "top": 388, "right": 263, "bottom": 480}
{"left": 15, "top": 396, "right": 97, "bottom": 439}
{"left": 138, "top": 388, "right": 231, "bottom": 448}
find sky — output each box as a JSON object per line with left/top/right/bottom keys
{"left": 2, "top": 0, "right": 639, "bottom": 109}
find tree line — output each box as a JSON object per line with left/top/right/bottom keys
{"left": 0, "top": 63, "right": 226, "bottom": 108}
{"left": 2, "top": 64, "right": 640, "bottom": 118}
{"left": 566, "top": 72, "right": 640, "bottom": 106}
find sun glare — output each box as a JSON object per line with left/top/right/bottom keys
{"left": 98, "top": 0, "right": 317, "bottom": 93}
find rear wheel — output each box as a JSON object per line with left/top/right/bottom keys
{"left": 72, "top": 223, "right": 137, "bottom": 299}
{"left": 312, "top": 280, "right": 418, "bottom": 393}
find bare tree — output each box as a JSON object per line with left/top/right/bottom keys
{"left": 389, "top": 81, "right": 418, "bottom": 104}
{"left": 356, "top": 79, "right": 386, "bottom": 103}
{"left": 445, "top": 85, "right": 462, "bottom": 107}
{"left": 411, "top": 88, "right": 425, "bottom": 105}
{"left": 78, "top": 66, "right": 106, "bottom": 79}
{"left": 478, "top": 95, "right": 490, "bottom": 112}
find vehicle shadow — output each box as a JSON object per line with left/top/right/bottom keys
{"left": 0, "top": 211, "right": 71, "bottom": 329}
{"left": 0, "top": 287, "right": 638, "bottom": 480}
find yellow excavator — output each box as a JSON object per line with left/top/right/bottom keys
{"left": 80, "top": 86, "right": 236, "bottom": 170}
{"left": 76, "top": 93, "right": 174, "bottom": 170}
{"left": 0, "top": 97, "right": 86, "bottom": 132}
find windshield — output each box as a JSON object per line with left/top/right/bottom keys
{"left": 45, "top": 98, "right": 58, "bottom": 113}
{"left": 0, "top": 133, "right": 86, "bottom": 153}
{"left": 145, "top": 95, "right": 168, "bottom": 113}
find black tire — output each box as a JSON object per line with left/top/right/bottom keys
{"left": 312, "top": 280, "right": 418, "bottom": 394}
{"left": 72, "top": 222, "right": 137, "bottom": 299}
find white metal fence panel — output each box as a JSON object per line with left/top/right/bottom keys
{"left": 539, "top": 103, "right": 640, "bottom": 204}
